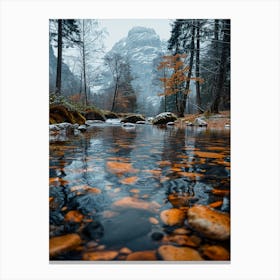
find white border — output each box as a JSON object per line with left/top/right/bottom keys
{"left": 0, "top": 0, "right": 279, "bottom": 279}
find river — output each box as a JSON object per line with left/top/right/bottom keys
{"left": 49, "top": 121, "right": 230, "bottom": 261}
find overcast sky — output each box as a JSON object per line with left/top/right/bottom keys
{"left": 99, "top": 19, "right": 172, "bottom": 51}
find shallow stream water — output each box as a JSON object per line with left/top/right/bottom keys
{"left": 49, "top": 121, "right": 230, "bottom": 261}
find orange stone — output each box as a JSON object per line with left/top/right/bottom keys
{"left": 49, "top": 234, "right": 81, "bottom": 257}
{"left": 201, "top": 245, "right": 230, "bottom": 260}
{"left": 83, "top": 251, "right": 118, "bottom": 261}
{"left": 106, "top": 161, "right": 138, "bottom": 175}
{"left": 187, "top": 205, "right": 230, "bottom": 240}
{"left": 113, "top": 197, "right": 160, "bottom": 213}
{"left": 160, "top": 209, "right": 185, "bottom": 226}
{"left": 120, "top": 176, "right": 138, "bottom": 185}
{"left": 64, "top": 210, "right": 84, "bottom": 223}
{"left": 158, "top": 245, "right": 203, "bottom": 261}
{"left": 126, "top": 250, "right": 157, "bottom": 261}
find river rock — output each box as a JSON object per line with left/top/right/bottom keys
{"left": 85, "top": 119, "right": 104, "bottom": 126}
{"left": 122, "top": 122, "right": 136, "bottom": 128}
{"left": 64, "top": 210, "right": 84, "bottom": 223}
{"left": 158, "top": 245, "right": 203, "bottom": 261}
{"left": 78, "top": 124, "right": 87, "bottom": 132}
{"left": 163, "top": 235, "right": 197, "bottom": 247}
{"left": 49, "top": 233, "right": 81, "bottom": 257}
{"left": 160, "top": 208, "right": 185, "bottom": 226}
{"left": 84, "top": 109, "right": 106, "bottom": 121}
{"left": 119, "top": 247, "right": 132, "bottom": 255}
{"left": 193, "top": 117, "right": 208, "bottom": 127}
{"left": 113, "top": 197, "right": 160, "bottom": 213}
{"left": 201, "top": 245, "right": 230, "bottom": 260}
{"left": 126, "top": 250, "right": 157, "bottom": 261}
{"left": 187, "top": 205, "right": 230, "bottom": 240}
{"left": 83, "top": 251, "right": 118, "bottom": 261}
{"left": 152, "top": 112, "right": 178, "bottom": 125}
{"left": 121, "top": 114, "right": 145, "bottom": 123}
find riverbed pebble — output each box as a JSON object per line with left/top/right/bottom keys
{"left": 158, "top": 245, "right": 203, "bottom": 261}
{"left": 49, "top": 233, "right": 81, "bottom": 257}
{"left": 201, "top": 245, "right": 230, "bottom": 260}
{"left": 187, "top": 205, "right": 230, "bottom": 240}
{"left": 160, "top": 208, "right": 186, "bottom": 226}
{"left": 126, "top": 250, "right": 157, "bottom": 261}
{"left": 83, "top": 251, "right": 118, "bottom": 261}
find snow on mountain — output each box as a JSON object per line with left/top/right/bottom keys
{"left": 100, "top": 26, "right": 167, "bottom": 114}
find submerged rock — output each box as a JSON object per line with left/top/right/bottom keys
{"left": 126, "top": 250, "right": 157, "bottom": 261}
{"left": 193, "top": 117, "right": 208, "bottom": 127}
{"left": 100, "top": 209, "right": 152, "bottom": 246}
{"left": 187, "top": 205, "right": 230, "bottom": 240}
{"left": 152, "top": 112, "right": 178, "bottom": 125}
{"left": 83, "top": 251, "right": 118, "bottom": 261}
{"left": 84, "top": 109, "right": 106, "bottom": 121}
{"left": 121, "top": 114, "right": 145, "bottom": 123}
{"left": 49, "top": 233, "right": 81, "bottom": 257}
{"left": 201, "top": 245, "right": 230, "bottom": 260}
{"left": 113, "top": 197, "right": 160, "bottom": 212}
{"left": 77, "top": 124, "right": 87, "bottom": 132}
{"left": 160, "top": 208, "right": 185, "bottom": 226}
{"left": 158, "top": 245, "right": 203, "bottom": 261}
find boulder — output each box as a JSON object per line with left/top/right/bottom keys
{"left": 201, "top": 245, "right": 230, "bottom": 260}
{"left": 121, "top": 114, "right": 145, "bottom": 123}
{"left": 193, "top": 117, "right": 208, "bottom": 127}
{"left": 49, "top": 233, "right": 81, "bottom": 257}
{"left": 160, "top": 208, "right": 185, "bottom": 226}
{"left": 83, "top": 251, "right": 118, "bottom": 261}
{"left": 187, "top": 205, "right": 230, "bottom": 240}
{"left": 49, "top": 104, "right": 85, "bottom": 124}
{"left": 113, "top": 197, "right": 160, "bottom": 213}
{"left": 126, "top": 250, "right": 157, "bottom": 261}
{"left": 103, "top": 110, "right": 119, "bottom": 119}
{"left": 158, "top": 245, "right": 203, "bottom": 261}
{"left": 152, "top": 112, "right": 178, "bottom": 125}
{"left": 84, "top": 109, "right": 106, "bottom": 121}
{"left": 78, "top": 125, "right": 87, "bottom": 132}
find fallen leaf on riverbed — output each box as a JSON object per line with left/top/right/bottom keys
{"left": 83, "top": 251, "right": 118, "bottom": 261}
{"left": 157, "top": 160, "right": 172, "bottom": 166}
{"left": 113, "top": 197, "right": 160, "bottom": 212}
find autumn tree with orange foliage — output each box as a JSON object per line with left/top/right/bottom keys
{"left": 157, "top": 53, "right": 203, "bottom": 117}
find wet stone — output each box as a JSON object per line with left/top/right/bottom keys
{"left": 83, "top": 221, "right": 104, "bottom": 240}
{"left": 83, "top": 251, "right": 118, "bottom": 261}
{"left": 160, "top": 208, "right": 186, "bottom": 226}
{"left": 50, "top": 233, "right": 81, "bottom": 257}
{"left": 158, "top": 245, "right": 203, "bottom": 261}
{"left": 126, "top": 250, "right": 157, "bottom": 261}
{"left": 151, "top": 232, "right": 164, "bottom": 241}
{"left": 201, "top": 245, "right": 230, "bottom": 260}
{"left": 187, "top": 205, "right": 230, "bottom": 240}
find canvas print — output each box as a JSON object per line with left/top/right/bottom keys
{"left": 49, "top": 19, "right": 230, "bottom": 261}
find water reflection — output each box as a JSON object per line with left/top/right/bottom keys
{"left": 49, "top": 123, "right": 230, "bottom": 260}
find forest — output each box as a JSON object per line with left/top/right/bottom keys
{"left": 49, "top": 19, "right": 230, "bottom": 119}
{"left": 49, "top": 19, "right": 231, "bottom": 262}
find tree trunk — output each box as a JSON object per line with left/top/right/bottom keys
{"left": 55, "top": 19, "right": 62, "bottom": 95}
{"left": 195, "top": 20, "right": 203, "bottom": 113}
{"left": 82, "top": 20, "right": 88, "bottom": 106}
{"left": 178, "top": 22, "right": 195, "bottom": 117}
{"left": 210, "top": 19, "right": 230, "bottom": 113}
{"left": 111, "top": 78, "right": 119, "bottom": 112}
